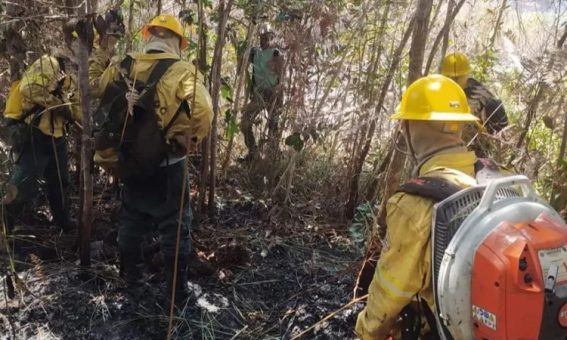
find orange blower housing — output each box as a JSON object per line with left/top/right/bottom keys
{"left": 472, "top": 213, "right": 567, "bottom": 339}
{"left": 432, "top": 176, "right": 567, "bottom": 340}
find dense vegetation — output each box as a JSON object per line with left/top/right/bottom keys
{"left": 0, "top": 0, "right": 566, "bottom": 339}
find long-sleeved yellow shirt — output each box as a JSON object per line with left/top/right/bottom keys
{"left": 8, "top": 55, "right": 82, "bottom": 137}
{"left": 92, "top": 52, "right": 213, "bottom": 142}
{"left": 356, "top": 151, "right": 480, "bottom": 339}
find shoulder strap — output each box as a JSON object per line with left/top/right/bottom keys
{"left": 420, "top": 298, "right": 441, "bottom": 340}
{"left": 146, "top": 58, "right": 177, "bottom": 86}
{"left": 119, "top": 55, "right": 134, "bottom": 77}
{"left": 163, "top": 99, "right": 191, "bottom": 135}
{"left": 56, "top": 57, "right": 66, "bottom": 73}
{"left": 117, "top": 56, "right": 177, "bottom": 84}
{"left": 397, "top": 176, "right": 463, "bottom": 203}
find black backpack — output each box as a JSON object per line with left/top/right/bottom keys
{"left": 94, "top": 56, "right": 189, "bottom": 180}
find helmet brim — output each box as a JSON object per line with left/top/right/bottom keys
{"left": 141, "top": 25, "right": 189, "bottom": 50}
{"left": 390, "top": 111, "right": 480, "bottom": 121}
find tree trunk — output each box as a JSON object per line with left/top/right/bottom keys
{"left": 424, "top": 0, "right": 467, "bottom": 74}
{"left": 345, "top": 15, "right": 415, "bottom": 219}
{"left": 198, "top": 0, "right": 208, "bottom": 73}
{"left": 1, "top": 1, "right": 31, "bottom": 81}
{"left": 196, "top": 0, "right": 209, "bottom": 214}
{"left": 207, "top": 0, "right": 233, "bottom": 216}
{"left": 407, "top": 0, "right": 433, "bottom": 82}
{"left": 558, "top": 103, "right": 567, "bottom": 167}
{"left": 558, "top": 24, "right": 567, "bottom": 48}
{"left": 489, "top": 0, "right": 508, "bottom": 49}
{"left": 127, "top": 0, "right": 134, "bottom": 50}
{"left": 439, "top": 0, "right": 455, "bottom": 68}
{"left": 365, "top": 2, "right": 390, "bottom": 101}
{"left": 551, "top": 99, "right": 567, "bottom": 210}
{"left": 364, "top": 146, "right": 393, "bottom": 202}
{"left": 77, "top": 2, "right": 93, "bottom": 270}
{"left": 514, "top": 83, "right": 545, "bottom": 152}
{"left": 221, "top": 22, "right": 257, "bottom": 177}
{"left": 376, "top": 0, "right": 433, "bottom": 225}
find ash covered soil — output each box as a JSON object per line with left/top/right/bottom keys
{"left": 0, "top": 184, "right": 364, "bottom": 340}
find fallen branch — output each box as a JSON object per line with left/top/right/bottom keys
{"left": 290, "top": 294, "right": 368, "bottom": 340}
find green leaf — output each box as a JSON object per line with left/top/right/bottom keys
{"left": 562, "top": 159, "right": 567, "bottom": 171}
{"left": 221, "top": 82, "right": 233, "bottom": 102}
{"left": 224, "top": 109, "right": 239, "bottom": 139}
{"left": 349, "top": 201, "right": 375, "bottom": 253}
{"left": 285, "top": 132, "right": 304, "bottom": 152}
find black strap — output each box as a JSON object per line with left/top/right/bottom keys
{"left": 119, "top": 55, "right": 134, "bottom": 77}
{"left": 119, "top": 55, "right": 177, "bottom": 93}
{"left": 420, "top": 298, "right": 440, "bottom": 339}
{"left": 119, "top": 55, "right": 178, "bottom": 83}
{"left": 146, "top": 58, "right": 177, "bottom": 85}
{"left": 400, "top": 304, "right": 421, "bottom": 340}
{"left": 163, "top": 100, "right": 191, "bottom": 135}
{"left": 397, "top": 176, "right": 462, "bottom": 203}
{"left": 56, "top": 57, "right": 66, "bottom": 73}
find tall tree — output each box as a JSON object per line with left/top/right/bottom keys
{"left": 489, "top": 0, "right": 508, "bottom": 49}
{"left": 376, "top": 0, "right": 433, "bottom": 226}
{"left": 208, "top": 0, "right": 234, "bottom": 216}
{"left": 76, "top": 0, "right": 93, "bottom": 270}
{"left": 345, "top": 11, "right": 415, "bottom": 219}
{"left": 221, "top": 22, "right": 257, "bottom": 176}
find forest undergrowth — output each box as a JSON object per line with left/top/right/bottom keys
{"left": 0, "top": 165, "right": 363, "bottom": 340}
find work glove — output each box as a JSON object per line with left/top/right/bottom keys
{"left": 95, "top": 9, "right": 125, "bottom": 52}
{"left": 125, "top": 88, "right": 140, "bottom": 116}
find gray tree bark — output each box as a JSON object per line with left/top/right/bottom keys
{"left": 208, "top": 0, "right": 234, "bottom": 216}
{"left": 77, "top": 1, "right": 93, "bottom": 270}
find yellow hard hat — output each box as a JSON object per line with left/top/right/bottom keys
{"left": 441, "top": 52, "right": 471, "bottom": 77}
{"left": 391, "top": 74, "right": 479, "bottom": 121}
{"left": 141, "top": 14, "right": 188, "bottom": 49}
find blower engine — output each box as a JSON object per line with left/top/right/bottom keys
{"left": 432, "top": 175, "right": 567, "bottom": 339}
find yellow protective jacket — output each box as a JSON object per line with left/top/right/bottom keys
{"left": 356, "top": 151, "right": 481, "bottom": 340}
{"left": 88, "top": 47, "right": 113, "bottom": 94}
{"left": 92, "top": 52, "right": 213, "bottom": 143}
{"left": 6, "top": 55, "right": 82, "bottom": 138}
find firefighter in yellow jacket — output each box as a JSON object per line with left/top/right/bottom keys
{"left": 441, "top": 52, "right": 508, "bottom": 158}
{"left": 356, "top": 75, "right": 487, "bottom": 339}
{"left": 92, "top": 14, "right": 213, "bottom": 311}
{"left": 2, "top": 44, "right": 82, "bottom": 232}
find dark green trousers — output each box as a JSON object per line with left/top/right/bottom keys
{"left": 3, "top": 127, "right": 71, "bottom": 230}
{"left": 118, "top": 160, "right": 191, "bottom": 261}
{"left": 241, "top": 89, "right": 283, "bottom": 157}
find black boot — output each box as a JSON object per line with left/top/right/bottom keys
{"left": 164, "top": 255, "right": 191, "bottom": 313}
{"left": 2, "top": 202, "right": 26, "bottom": 233}
{"left": 119, "top": 246, "right": 145, "bottom": 288}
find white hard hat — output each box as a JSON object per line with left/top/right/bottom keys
{"left": 259, "top": 23, "right": 274, "bottom": 35}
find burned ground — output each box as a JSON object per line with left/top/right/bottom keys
{"left": 0, "top": 182, "right": 365, "bottom": 340}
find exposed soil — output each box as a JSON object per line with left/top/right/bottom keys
{"left": 0, "top": 181, "right": 364, "bottom": 340}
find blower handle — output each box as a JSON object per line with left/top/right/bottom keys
{"left": 477, "top": 175, "right": 538, "bottom": 212}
